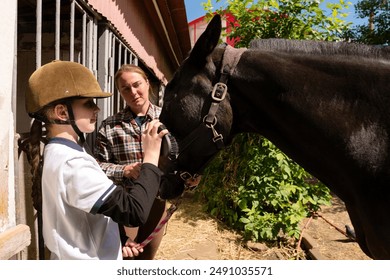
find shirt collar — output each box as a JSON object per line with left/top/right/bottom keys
{"left": 124, "top": 103, "right": 161, "bottom": 121}
{"left": 48, "top": 137, "right": 84, "bottom": 152}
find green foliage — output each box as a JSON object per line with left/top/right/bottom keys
{"left": 204, "top": 0, "right": 352, "bottom": 47}
{"left": 345, "top": 0, "right": 389, "bottom": 44}
{"left": 195, "top": 0, "right": 350, "bottom": 242}
{"left": 198, "top": 134, "right": 331, "bottom": 241}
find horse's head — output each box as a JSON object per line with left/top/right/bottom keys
{"left": 159, "top": 15, "right": 234, "bottom": 197}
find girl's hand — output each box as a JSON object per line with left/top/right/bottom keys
{"left": 142, "top": 119, "right": 168, "bottom": 166}
{"left": 122, "top": 238, "right": 144, "bottom": 258}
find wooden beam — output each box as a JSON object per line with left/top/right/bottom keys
{"left": 0, "top": 224, "right": 31, "bottom": 260}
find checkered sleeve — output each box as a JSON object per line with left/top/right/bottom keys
{"left": 94, "top": 119, "right": 126, "bottom": 183}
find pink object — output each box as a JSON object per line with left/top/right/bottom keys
{"left": 139, "top": 204, "right": 178, "bottom": 248}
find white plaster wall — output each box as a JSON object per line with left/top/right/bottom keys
{"left": 0, "top": 0, "right": 17, "bottom": 231}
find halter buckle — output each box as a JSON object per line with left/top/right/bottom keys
{"left": 211, "top": 82, "right": 227, "bottom": 102}
{"left": 180, "top": 171, "right": 193, "bottom": 181}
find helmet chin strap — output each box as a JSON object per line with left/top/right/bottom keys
{"left": 47, "top": 101, "right": 85, "bottom": 144}
{"left": 65, "top": 102, "right": 86, "bottom": 144}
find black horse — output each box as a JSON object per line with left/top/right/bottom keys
{"left": 159, "top": 15, "right": 390, "bottom": 259}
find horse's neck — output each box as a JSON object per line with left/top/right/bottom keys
{"left": 225, "top": 50, "right": 385, "bottom": 198}
{"left": 229, "top": 48, "right": 389, "bottom": 175}
{"left": 231, "top": 48, "right": 386, "bottom": 120}
{"left": 228, "top": 50, "right": 318, "bottom": 133}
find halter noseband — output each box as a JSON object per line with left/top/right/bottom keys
{"left": 173, "top": 45, "right": 247, "bottom": 182}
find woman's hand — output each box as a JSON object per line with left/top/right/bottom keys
{"left": 123, "top": 162, "right": 142, "bottom": 179}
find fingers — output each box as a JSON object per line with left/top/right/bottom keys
{"left": 130, "top": 162, "right": 141, "bottom": 179}
{"left": 185, "top": 175, "right": 202, "bottom": 187}
{"left": 122, "top": 241, "right": 144, "bottom": 258}
{"left": 122, "top": 246, "right": 140, "bottom": 258}
{"left": 142, "top": 119, "right": 169, "bottom": 166}
{"left": 132, "top": 162, "right": 142, "bottom": 170}
{"left": 145, "top": 119, "right": 168, "bottom": 137}
{"left": 123, "top": 162, "right": 142, "bottom": 179}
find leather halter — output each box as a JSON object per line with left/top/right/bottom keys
{"left": 174, "top": 45, "right": 247, "bottom": 181}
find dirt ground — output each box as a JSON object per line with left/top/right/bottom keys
{"left": 155, "top": 192, "right": 371, "bottom": 260}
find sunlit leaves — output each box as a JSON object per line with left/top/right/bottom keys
{"left": 349, "top": 0, "right": 389, "bottom": 44}
{"left": 198, "top": 134, "right": 331, "bottom": 242}
{"left": 204, "top": 0, "right": 352, "bottom": 46}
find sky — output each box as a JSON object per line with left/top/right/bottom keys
{"left": 184, "top": 0, "right": 365, "bottom": 26}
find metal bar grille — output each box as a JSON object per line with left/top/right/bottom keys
{"left": 70, "top": 0, "right": 75, "bottom": 61}
{"left": 36, "top": 0, "right": 42, "bottom": 68}
{"left": 55, "top": 0, "right": 60, "bottom": 60}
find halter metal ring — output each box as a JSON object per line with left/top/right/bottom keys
{"left": 203, "top": 115, "right": 217, "bottom": 128}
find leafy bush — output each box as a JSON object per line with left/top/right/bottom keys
{"left": 203, "top": 0, "right": 352, "bottom": 46}
{"left": 197, "top": 133, "right": 331, "bottom": 241}
{"left": 196, "top": 0, "right": 350, "bottom": 242}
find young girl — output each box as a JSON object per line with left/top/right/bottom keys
{"left": 24, "top": 60, "right": 167, "bottom": 260}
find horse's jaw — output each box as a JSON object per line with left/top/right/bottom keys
{"left": 158, "top": 174, "right": 185, "bottom": 200}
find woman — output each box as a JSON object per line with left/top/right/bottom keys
{"left": 24, "top": 60, "right": 167, "bottom": 260}
{"left": 94, "top": 64, "right": 166, "bottom": 260}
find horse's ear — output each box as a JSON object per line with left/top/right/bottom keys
{"left": 188, "top": 14, "right": 222, "bottom": 66}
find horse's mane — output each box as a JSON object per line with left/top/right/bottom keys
{"left": 249, "top": 38, "right": 390, "bottom": 60}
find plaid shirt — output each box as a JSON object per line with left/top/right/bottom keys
{"left": 94, "top": 104, "right": 161, "bottom": 185}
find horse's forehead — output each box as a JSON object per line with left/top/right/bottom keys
{"left": 193, "top": 73, "right": 214, "bottom": 90}
{"left": 170, "top": 68, "right": 214, "bottom": 97}
{"left": 178, "top": 51, "right": 218, "bottom": 78}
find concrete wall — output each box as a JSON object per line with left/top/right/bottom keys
{"left": 0, "top": 0, "right": 17, "bottom": 233}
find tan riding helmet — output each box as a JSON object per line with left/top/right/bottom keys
{"left": 26, "top": 60, "right": 112, "bottom": 116}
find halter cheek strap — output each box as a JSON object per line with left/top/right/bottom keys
{"left": 174, "top": 45, "right": 247, "bottom": 180}
{"left": 204, "top": 45, "right": 247, "bottom": 143}
{"left": 220, "top": 45, "right": 247, "bottom": 83}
